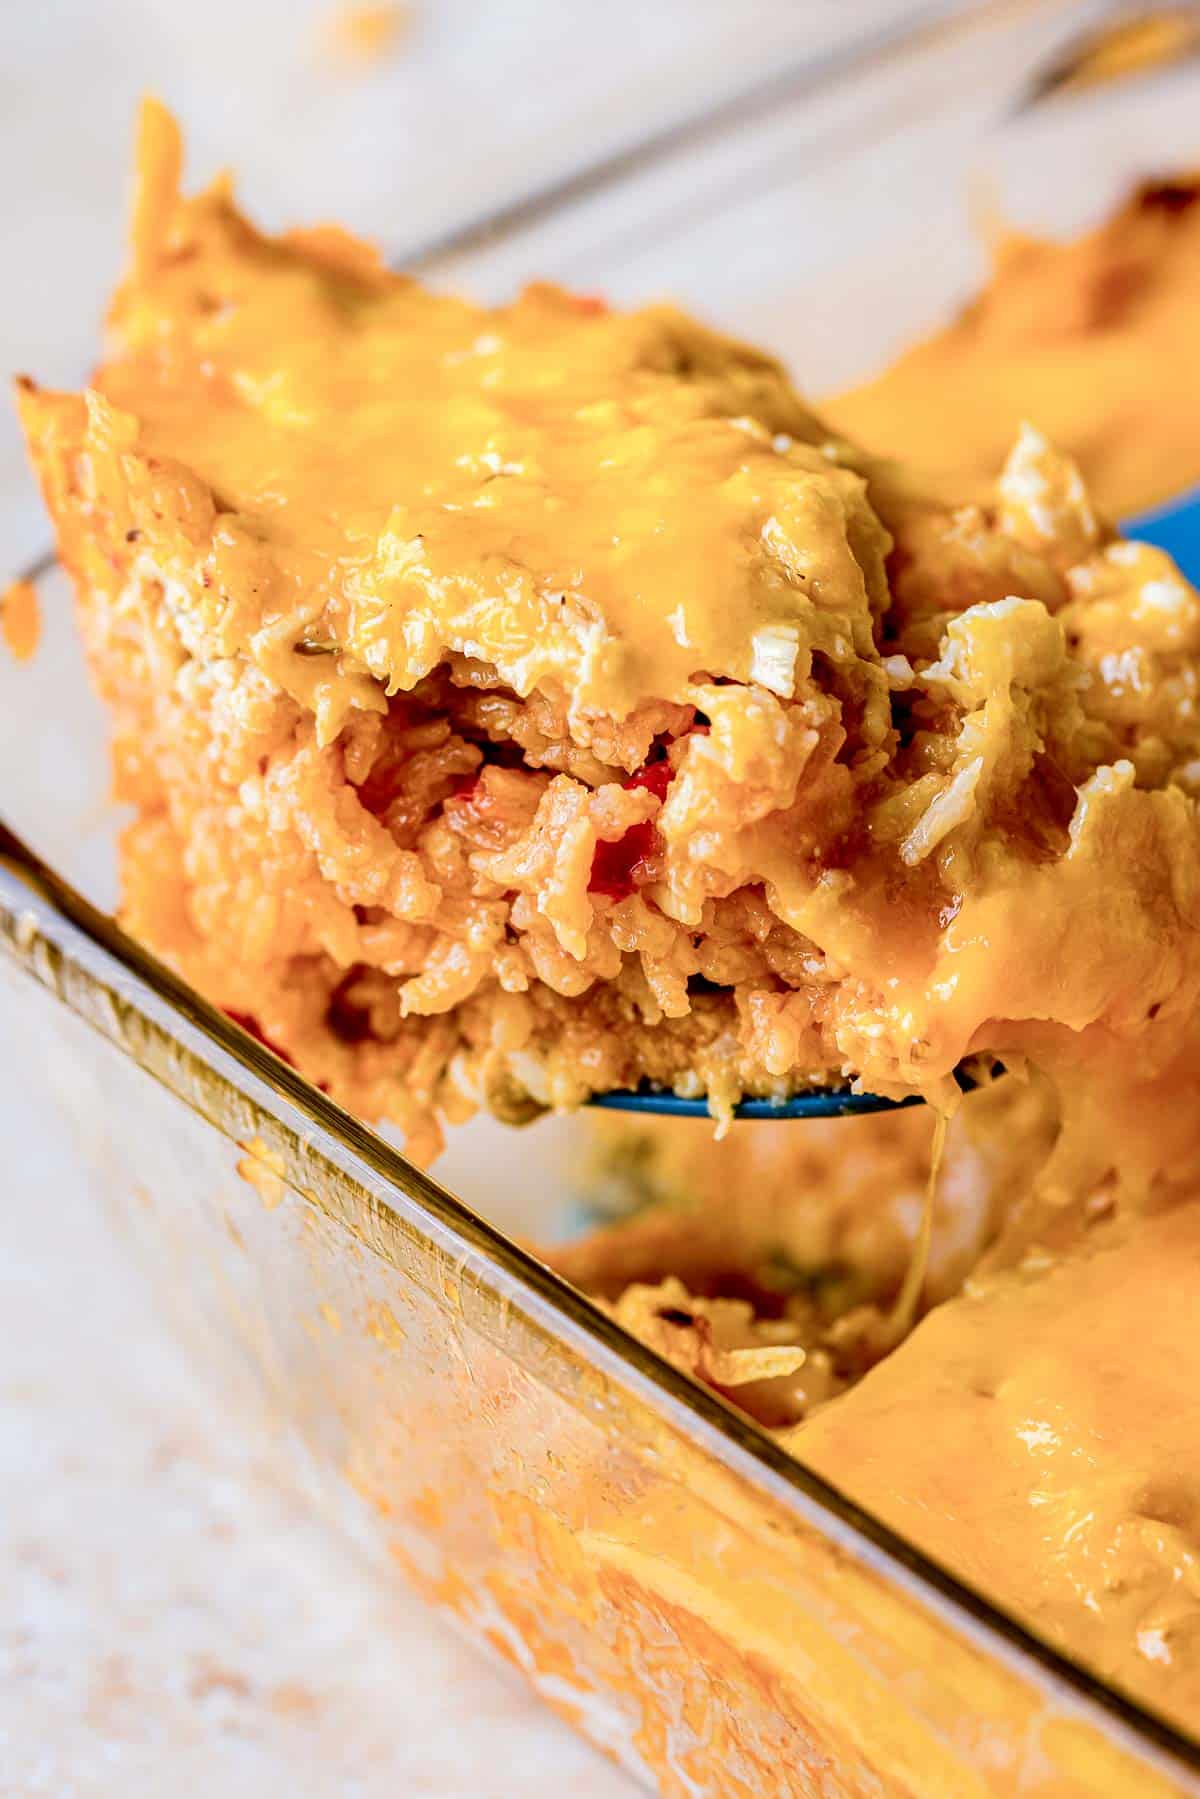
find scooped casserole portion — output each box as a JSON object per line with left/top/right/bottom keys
{"left": 19, "top": 105, "right": 1200, "bottom": 1185}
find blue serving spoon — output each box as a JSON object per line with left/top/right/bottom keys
{"left": 592, "top": 487, "right": 1200, "bottom": 1120}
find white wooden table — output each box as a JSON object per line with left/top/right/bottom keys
{"left": 3, "top": 3, "right": 1198, "bottom": 1793}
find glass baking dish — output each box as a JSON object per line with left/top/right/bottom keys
{"left": 6, "top": 2, "right": 1200, "bottom": 1790}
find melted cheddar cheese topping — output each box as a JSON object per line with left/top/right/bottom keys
{"left": 96, "top": 104, "right": 891, "bottom": 734}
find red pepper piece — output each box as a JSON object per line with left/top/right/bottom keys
{"left": 626, "top": 759, "right": 673, "bottom": 803}
{"left": 588, "top": 757, "right": 673, "bottom": 901}
{"left": 225, "top": 1010, "right": 297, "bottom": 1068}
{"left": 566, "top": 292, "right": 609, "bottom": 316}
{"left": 447, "top": 771, "right": 481, "bottom": 803}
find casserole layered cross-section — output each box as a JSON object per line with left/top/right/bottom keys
{"left": 19, "top": 104, "right": 1200, "bottom": 1169}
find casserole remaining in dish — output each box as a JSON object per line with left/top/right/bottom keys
{"left": 797, "top": 1196, "right": 1200, "bottom": 1723}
